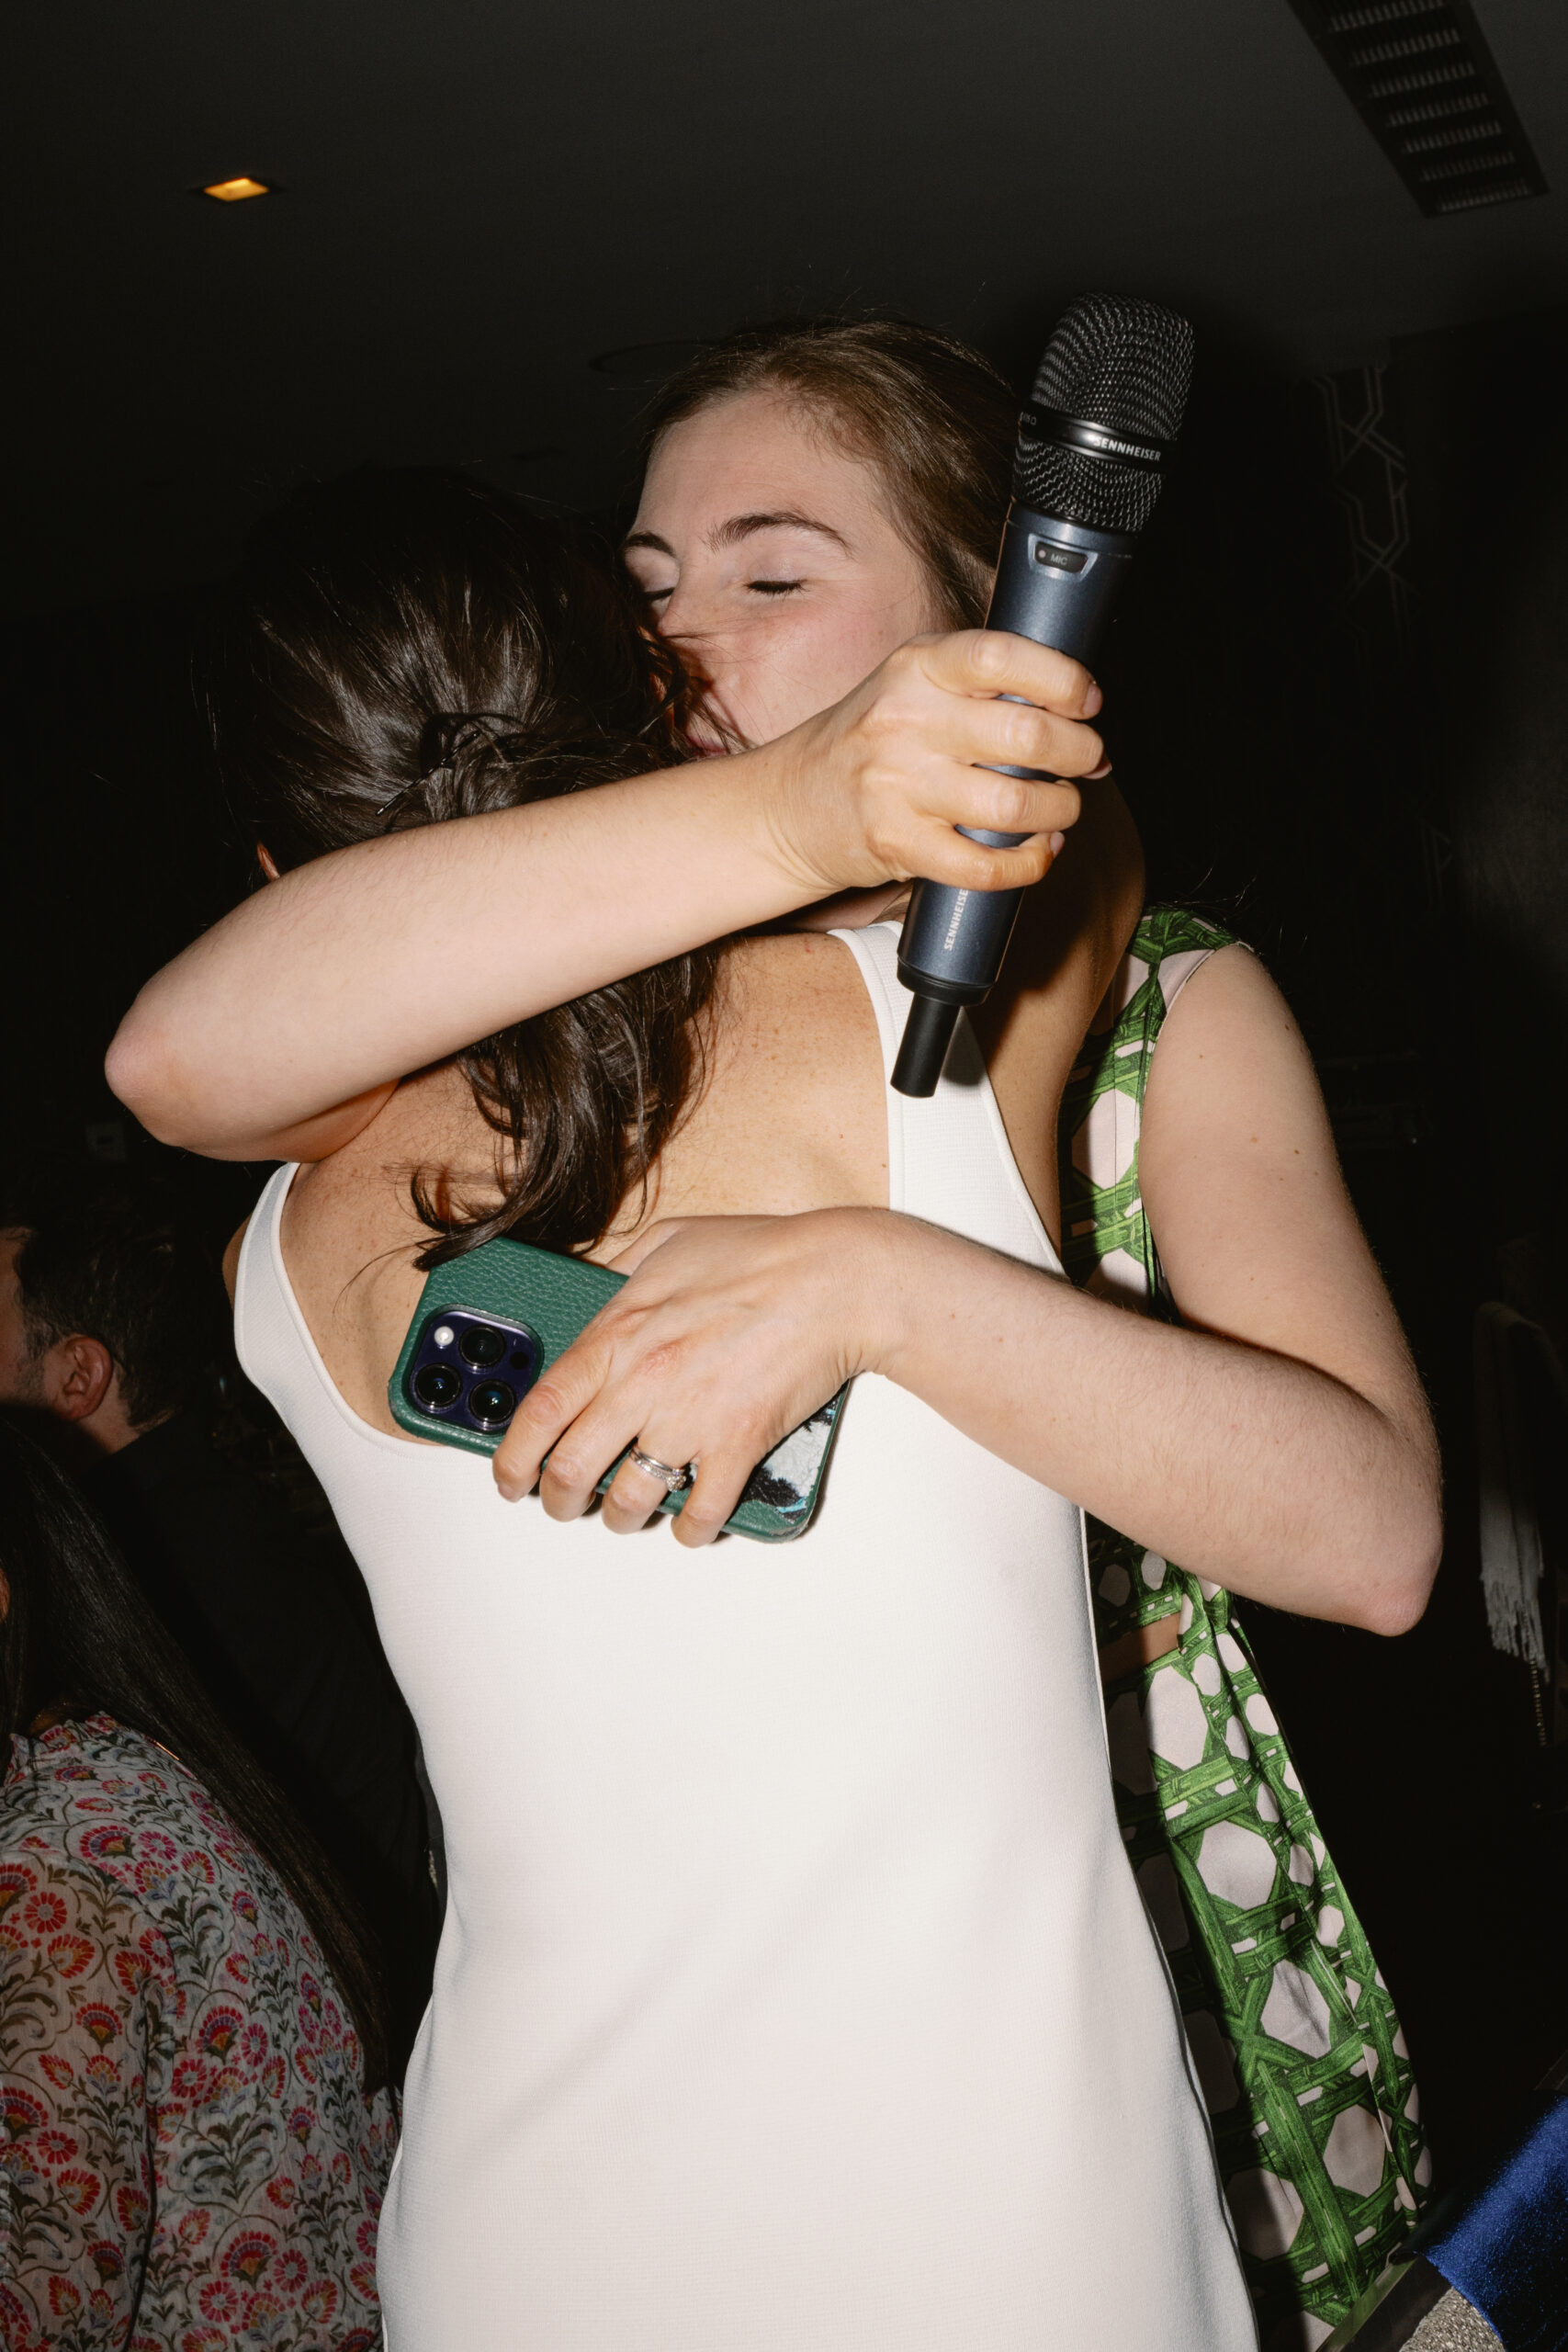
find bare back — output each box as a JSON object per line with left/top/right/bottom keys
{"left": 254, "top": 925, "right": 1088, "bottom": 1435}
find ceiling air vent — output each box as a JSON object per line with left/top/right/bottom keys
{"left": 1285, "top": 0, "right": 1547, "bottom": 214}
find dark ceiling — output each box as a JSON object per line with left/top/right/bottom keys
{"left": 6, "top": 0, "right": 1566, "bottom": 614}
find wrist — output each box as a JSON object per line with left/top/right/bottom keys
{"left": 816, "top": 1206, "right": 919, "bottom": 1382}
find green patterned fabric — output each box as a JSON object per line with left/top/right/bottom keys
{"left": 1058, "top": 909, "right": 1429, "bottom": 2352}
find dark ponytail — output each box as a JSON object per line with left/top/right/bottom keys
{"left": 208, "top": 469, "right": 720, "bottom": 1263}
{"left": 0, "top": 1423, "right": 391, "bottom": 2093}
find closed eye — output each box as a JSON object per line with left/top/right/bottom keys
{"left": 748, "top": 578, "right": 803, "bottom": 596}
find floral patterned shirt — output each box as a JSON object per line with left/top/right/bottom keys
{"left": 1, "top": 1715, "right": 394, "bottom": 2351}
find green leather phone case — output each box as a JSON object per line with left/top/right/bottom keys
{"left": 388, "top": 1234, "right": 846, "bottom": 1543}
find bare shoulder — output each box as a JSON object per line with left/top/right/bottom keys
{"left": 279, "top": 1065, "right": 500, "bottom": 1432}
{"left": 1139, "top": 945, "right": 1427, "bottom": 1432}
{"left": 1143, "top": 944, "right": 1328, "bottom": 1165}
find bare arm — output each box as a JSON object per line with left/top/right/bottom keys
{"left": 500, "top": 950, "right": 1439, "bottom": 1633}
{"left": 107, "top": 633, "right": 1107, "bottom": 1161}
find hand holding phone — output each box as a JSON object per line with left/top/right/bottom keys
{"left": 389, "top": 1231, "right": 848, "bottom": 1544}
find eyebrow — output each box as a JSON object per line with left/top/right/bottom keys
{"left": 623, "top": 510, "right": 852, "bottom": 560}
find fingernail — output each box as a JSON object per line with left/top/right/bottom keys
{"left": 1048, "top": 831, "right": 1066, "bottom": 856}
{"left": 1083, "top": 680, "right": 1103, "bottom": 716}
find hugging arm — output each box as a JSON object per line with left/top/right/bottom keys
{"left": 498, "top": 949, "right": 1440, "bottom": 1634}
{"left": 106, "top": 634, "right": 1108, "bottom": 1162}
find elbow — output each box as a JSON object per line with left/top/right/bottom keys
{"left": 1348, "top": 1491, "right": 1444, "bottom": 1640}
{"left": 104, "top": 1003, "right": 200, "bottom": 1148}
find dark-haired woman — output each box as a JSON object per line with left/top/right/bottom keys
{"left": 109, "top": 452, "right": 1439, "bottom": 2350}
{"left": 0, "top": 1423, "right": 394, "bottom": 2350}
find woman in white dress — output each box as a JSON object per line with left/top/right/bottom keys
{"left": 110, "top": 350, "right": 1440, "bottom": 2350}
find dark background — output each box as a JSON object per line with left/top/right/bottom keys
{"left": 5, "top": 0, "right": 1568, "bottom": 2187}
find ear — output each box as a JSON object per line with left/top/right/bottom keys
{"left": 256, "top": 843, "right": 282, "bottom": 883}
{"left": 40, "top": 1334, "right": 118, "bottom": 1425}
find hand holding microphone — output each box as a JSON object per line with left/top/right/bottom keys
{"left": 891, "top": 293, "right": 1196, "bottom": 1096}
{"left": 759, "top": 628, "right": 1105, "bottom": 902}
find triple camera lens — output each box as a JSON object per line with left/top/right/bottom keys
{"left": 412, "top": 1363, "right": 463, "bottom": 1410}
{"left": 467, "top": 1381, "right": 517, "bottom": 1428}
{"left": 458, "top": 1324, "right": 508, "bottom": 1369}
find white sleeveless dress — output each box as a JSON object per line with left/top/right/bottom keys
{"left": 235, "top": 923, "right": 1257, "bottom": 2352}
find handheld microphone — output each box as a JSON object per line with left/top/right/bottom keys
{"left": 890, "top": 294, "right": 1195, "bottom": 1097}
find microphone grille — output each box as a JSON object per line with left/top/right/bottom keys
{"left": 1015, "top": 294, "right": 1195, "bottom": 535}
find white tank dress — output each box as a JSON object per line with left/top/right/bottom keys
{"left": 235, "top": 922, "right": 1257, "bottom": 2352}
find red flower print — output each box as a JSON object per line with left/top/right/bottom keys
{"left": 299, "top": 1971, "right": 323, "bottom": 2020}
{"left": 113, "top": 1948, "right": 150, "bottom": 1996}
{"left": 21, "top": 1890, "right": 68, "bottom": 1935}
{"left": 197, "top": 2006, "right": 243, "bottom": 2058}
{"left": 231, "top": 1887, "right": 257, "bottom": 1926}
{"left": 85, "top": 2054, "right": 117, "bottom": 2086}
{"left": 223, "top": 2230, "right": 276, "bottom": 2284}
{"left": 169, "top": 2058, "right": 208, "bottom": 2105}
{"left": 57, "top": 2165, "right": 102, "bottom": 2216}
{"left": 0, "top": 1863, "right": 37, "bottom": 1918}
{"left": 331, "top": 2151, "right": 352, "bottom": 2188}
{"left": 115, "top": 2183, "right": 151, "bottom": 2233}
{"left": 180, "top": 1849, "right": 215, "bottom": 1886}
{"left": 3, "top": 2086, "right": 47, "bottom": 2140}
{"left": 286, "top": 2105, "right": 313, "bottom": 2145}
{"left": 355, "top": 2218, "right": 378, "bottom": 2259}
{"left": 197, "top": 2279, "right": 240, "bottom": 2324}
{"left": 265, "top": 2177, "right": 296, "bottom": 2212}
{"left": 294, "top": 2044, "right": 320, "bottom": 2086}
{"left": 349, "top": 2260, "right": 378, "bottom": 2302}
{"left": 240, "top": 2022, "right": 268, "bottom": 2069}
{"left": 81, "top": 1824, "right": 134, "bottom": 1862}
{"left": 49, "top": 1930, "right": 96, "bottom": 1979}
{"left": 341, "top": 2334, "right": 379, "bottom": 2352}
{"left": 261, "top": 2053, "right": 286, "bottom": 2100}
{"left": 138, "top": 1829, "right": 178, "bottom": 1863}
{"left": 174, "top": 2206, "right": 209, "bottom": 2249}
{"left": 85, "top": 2240, "right": 124, "bottom": 2283}
{"left": 224, "top": 1951, "right": 251, "bottom": 1987}
{"left": 275, "top": 2247, "right": 308, "bottom": 2295}
{"left": 299, "top": 2153, "right": 322, "bottom": 2188}
{"left": 300, "top": 2278, "right": 340, "bottom": 2324}
{"left": 33, "top": 2128, "right": 79, "bottom": 2167}
{"left": 47, "top": 2277, "right": 82, "bottom": 2317}
{"left": 242, "top": 2291, "right": 285, "bottom": 2331}
{"left": 76, "top": 2003, "right": 121, "bottom": 2048}
{"left": 39, "top": 2052, "right": 73, "bottom": 2089}
{"left": 176, "top": 2330, "right": 224, "bottom": 2352}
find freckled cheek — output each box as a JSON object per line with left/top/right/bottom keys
{"left": 754, "top": 606, "right": 910, "bottom": 740}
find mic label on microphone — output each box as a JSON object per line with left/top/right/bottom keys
{"left": 942, "top": 890, "right": 970, "bottom": 954}
{"left": 1032, "top": 540, "right": 1089, "bottom": 573}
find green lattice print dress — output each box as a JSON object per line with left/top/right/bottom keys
{"left": 1059, "top": 910, "right": 1429, "bottom": 2351}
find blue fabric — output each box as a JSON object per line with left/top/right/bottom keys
{"left": 1419, "top": 2094, "right": 1568, "bottom": 2351}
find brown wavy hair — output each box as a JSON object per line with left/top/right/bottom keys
{"left": 643, "top": 316, "right": 1018, "bottom": 628}
{"left": 208, "top": 468, "right": 719, "bottom": 1264}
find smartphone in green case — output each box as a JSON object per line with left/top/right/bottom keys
{"left": 389, "top": 1234, "right": 846, "bottom": 1543}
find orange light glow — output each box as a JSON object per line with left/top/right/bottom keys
{"left": 200, "top": 176, "right": 271, "bottom": 203}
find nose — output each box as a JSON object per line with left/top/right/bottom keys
{"left": 656, "top": 573, "right": 713, "bottom": 647}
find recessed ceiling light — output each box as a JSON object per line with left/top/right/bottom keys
{"left": 197, "top": 176, "right": 273, "bottom": 203}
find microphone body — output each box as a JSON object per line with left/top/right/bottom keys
{"left": 890, "top": 292, "right": 1194, "bottom": 1098}
{"left": 890, "top": 511, "right": 1134, "bottom": 1090}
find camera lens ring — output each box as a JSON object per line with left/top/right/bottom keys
{"left": 458, "top": 1323, "right": 508, "bottom": 1369}
{"left": 412, "top": 1363, "right": 464, "bottom": 1412}
{"left": 467, "top": 1379, "right": 517, "bottom": 1429}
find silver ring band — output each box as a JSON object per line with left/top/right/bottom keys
{"left": 627, "top": 1445, "right": 693, "bottom": 1494}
